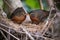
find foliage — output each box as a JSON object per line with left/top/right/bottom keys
{"left": 25, "top": 0, "right": 40, "bottom": 10}
{"left": 21, "top": 0, "right": 40, "bottom": 13}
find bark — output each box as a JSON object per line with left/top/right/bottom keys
{"left": 3, "top": 0, "right": 27, "bottom": 18}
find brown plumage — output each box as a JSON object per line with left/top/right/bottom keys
{"left": 10, "top": 7, "right": 26, "bottom": 24}
{"left": 29, "top": 9, "right": 49, "bottom": 24}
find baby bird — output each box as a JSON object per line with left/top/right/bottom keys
{"left": 29, "top": 9, "right": 49, "bottom": 24}
{"left": 10, "top": 7, "right": 26, "bottom": 24}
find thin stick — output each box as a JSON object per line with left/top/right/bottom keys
{"left": 7, "top": 29, "right": 11, "bottom": 40}
{"left": 42, "top": 14, "right": 56, "bottom": 35}
{"left": 0, "top": 30, "right": 8, "bottom": 40}
{"left": 20, "top": 25, "right": 35, "bottom": 40}
{"left": 26, "top": 35, "right": 28, "bottom": 40}
{"left": 0, "top": 27, "right": 20, "bottom": 40}
{"left": 31, "top": 33, "right": 46, "bottom": 39}
{"left": 40, "top": 6, "right": 53, "bottom": 34}
{"left": 39, "top": 0, "right": 44, "bottom": 10}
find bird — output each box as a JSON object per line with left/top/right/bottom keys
{"left": 29, "top": 9, "right": 49, "bottom": 24}
{"left": 10, "top": 7, "right": 26, "bottom": 24}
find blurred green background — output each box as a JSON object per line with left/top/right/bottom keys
{"left": 0, "top": 0, "right": 60, "bottom": 13}
{"left": 0, "top": 0, "right": 49, "bottom": 13}
{"left": 21, "top": 0, "right": 49, "bottom": 12}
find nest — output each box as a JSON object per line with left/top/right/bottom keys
{"left": 0, "top": 8, "right": 58, "bottom": 40}
{"left": 0, "top": 14, "right": 56, "bottom": 40}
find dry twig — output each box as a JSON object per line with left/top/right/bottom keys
{"left": 0, "top": 30, "right": 8, "bottom": 40}
{"left": 20, "top": 25, "right": 35, "bottom": 40}
{"left": 0, "top": 27, "right": 20, "bottom": 40}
